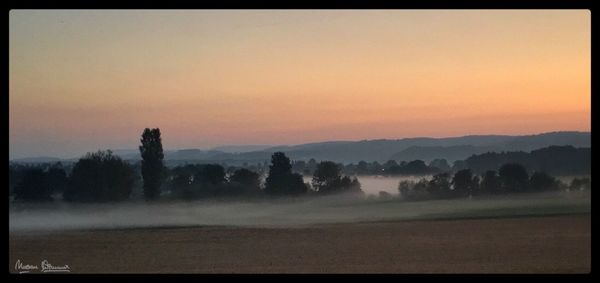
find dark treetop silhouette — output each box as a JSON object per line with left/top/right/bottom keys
{"left": 140, "top": 128, "right": 165, "bottom": 201}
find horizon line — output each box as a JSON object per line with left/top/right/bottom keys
{"left": 9, "top": 130, "right": 590, "bottom": 161}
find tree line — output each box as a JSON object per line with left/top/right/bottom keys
{"left": 331, "top": 145, "right": 589, "bottom": 177}
{"left": 10, "top": 128, "right": 364, "bottom": 202}
{"left": 9, "top": 128, "right": 590, "bottom": 203}
{"left": 398, "top": 163, "right": 590, "bottom": 202}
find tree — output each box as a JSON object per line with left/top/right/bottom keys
{"left": 312, "top": 161, "right": 363, "bottom": 195}
{"left": 452, "top": 169, "right": 477, "bottom": 198}
{"left": 167, "top": 164, "right": 199, "bottom": 199}
{"left": 471, "top": 175, "right": 481, "bottom": 196}
{"left": 569, "top": 177, "right": 590, "bottom": 192}
{"left": 402, "top": 160, "right": 430, "bottom": 175}
{"left": 64, "top": 150, "right": 135, "bottom": 202}
{"left": 383, "top": 160, "right": 398, "bottom": 174}
{"left": 398, "top": 180, "right": 413, "bottom": 199}
{"left": 230, "top": 168, "right": 260, "bottom": 187}
{"left": 139, "top": 128, "right": 165, "bottom": 201}
{"left": 46, "top": 163, "right": 68, "bottom": 194}
{"left": 9, "top": 164, "right": 19, "bottom": 196}
{"left": 480, "top": 170, "right": 502, "bottom": 195}
{"left": 229, "top": 168, "right": 261, "bottom": 194}
{"left": 13, "top": 168, "right": 53, "bottom": 201}
{"left": 194, "top": 164, "right": 227, "bottom": 197}
{"left": 400, "top": 178, "right": 430, "bottom": 201}
{"left": 312, "top": 161, "right": 342, "bottom": 193}
{"left": 196, "top": 164, "right": 226, "bottom": 185}
{"left": 357, "top": 160, "right": 369, "bottom": 175}
{"left": 427, "top": 172, "right": 451, "bottom": 198}
{"left": 529, "top": 172, "right": 560, "bottom": 192}
{"left": 430, "top": 159, "right": 451, "bottom": 171}
{"left": 264, "top": 152, "right": 307, "bottom": 196}
{"left": 498, "top": 163, "right": 529, "bottom": 192}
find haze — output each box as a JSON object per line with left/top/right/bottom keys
{"left": 9, "top": 10, "right": 590, "bottom": 159}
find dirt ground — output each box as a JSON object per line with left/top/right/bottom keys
{"left": 9, "top": 214, "right": 590, "bottom": 273}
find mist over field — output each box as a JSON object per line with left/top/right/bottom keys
{"left": 9, "top": 191, "right": 590, "bottom": 233}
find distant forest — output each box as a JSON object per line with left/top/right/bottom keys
{"left": 8, "top": 129, "right": 590, "bottom": 204}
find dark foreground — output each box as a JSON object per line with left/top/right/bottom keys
{"left": 9, "top": 214, "right": 590, "bottom": 273}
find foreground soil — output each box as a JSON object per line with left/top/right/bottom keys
{"left": 9, "top": 214, "right": 590, "bottom": 273}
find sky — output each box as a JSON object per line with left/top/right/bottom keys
{"left": 9, "top": 10, "right": 590, "bottom": 159}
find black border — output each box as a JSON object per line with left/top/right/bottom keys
{"left": 4, "top": 0, "right": 595, "bottom": 279}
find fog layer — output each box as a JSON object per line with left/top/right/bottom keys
{"left": 9, "top": 192, "right": 590, "bottom": 233}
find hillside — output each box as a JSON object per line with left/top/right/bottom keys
{"left": 10, "top": 131, "right": 591, "bottom": 165}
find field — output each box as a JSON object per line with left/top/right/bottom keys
{"left": 9, "top": 193, "right": 591, "bottom": 273}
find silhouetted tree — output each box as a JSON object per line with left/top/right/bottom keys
{"left": 398, "top": 180, "right": 413, "bottom": 199}
{"left": 312, "top": 161, "right": 342, "bottom": 193}
{"left": 428, "top": 172, "right": 451, "bottom": 198}
{"left": 480, "top": 170, "right": 502, "bottom": 194}
{"left": 452, "top": 169, "right": 478, "bottom": 197}
{"left": 264, "top": 152, "right": 307, "bottom": 196}
{"left": 400, "top": 178, "right": 430, "bottom": 201}
{"left": 64, "top": 150, "right": 135, "bottom": 202}
{"left": 46, "top": 164, "right": 68, "bottom": 194}
{"left": 569, "top": 177, "right": 590, "bottom": 192}
{"left": 499, "top": 163, "right": 529, "bottom": 192}
{"left": 13, "top": 168, "right": 53, "bottom": 201}
{"left": 229, "top": 168, "right": 261, "bottom": 194}
{"left": 471, "top": 175, "right": 481, "bottom": 196}
{"left": 192, "top": 164, "right": 227, "bottom": 197}
{"left": 383, "top": 160, "right": 398, "bottom": 173}
{"left": 140, "top": 128, "right": 165, "bottom": 201}
{"left": 402, "top": 160, "right": 430, "bottom": 175}
{"left": 529, "top": 172, "right": 560, "bottom": 192}
{"left": 9, "top": 164, "right": 20, "bottom": 196}
{"left": 430, "top": 159, "right": 451, "bottom": 171}
{"left": 312, "top": 161, "right": 363, "bottom": 195}
{"left": 371, "top": 161, "right": 383, "bottom": 174}
{"left": 196, "top": 164, "right": 226, "bottom": 185}
{"left": 167, "top": 164, "right": 199, "bottom": 199}
{"left": 230, "top": 168, "right": 260, "bottom": 187}
{"left": 357, "top": 160, "right": 369, "bottom": 175}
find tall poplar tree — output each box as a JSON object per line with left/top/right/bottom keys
{"left": 139, "top": 128, "right": 164, "bottom": 200}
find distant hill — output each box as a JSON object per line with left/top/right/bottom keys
{"left": 503, "top": 131, "right": 591, "bottom": 151}
{"left": 463, "top": 145, "right": 590, "bottom": 176}
{"left": 261, "top": 131, "right": 590, "bottom": 163}
{"left": 389, "top": 145, "right": 498, "bottom": 163}
{"left": 10, "top": 131, "right": 590, "bottom": 165}
{"left": 211, "top": 145, "right": 274, "bottom": 153}
{"left": 9, "top": 156, "right": 63, "bottom": 164}
{"left": 388, "top": 132, "right": 592, "bottom": 163}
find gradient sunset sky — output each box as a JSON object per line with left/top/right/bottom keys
{"left": 9, "top": 10, "right": 590, "bottom": 159}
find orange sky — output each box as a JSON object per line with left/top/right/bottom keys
{"left": 9, "top": 10, "right": 590, "bottom": 159}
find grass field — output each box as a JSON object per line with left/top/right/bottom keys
{"left": 9, "top": 193, "right": 591, "bottom": 273}
{"left": 9, "top": 214, "right": 590, "bottom": 273}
